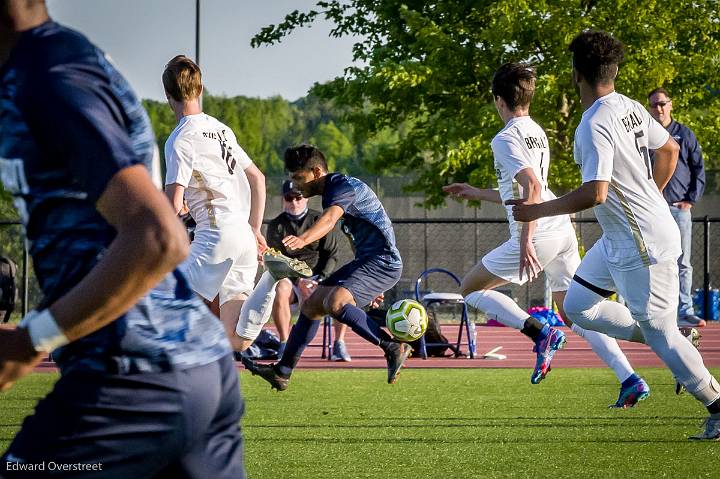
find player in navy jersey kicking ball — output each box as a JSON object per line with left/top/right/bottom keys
{"left": 0, "top": 1, "right": 245, "bottom": 476}
{"left": 243, "top": 145, "right": 409, "bottom": 388}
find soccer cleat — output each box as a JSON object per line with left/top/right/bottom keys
{"left": 262, "top": 248, "right": 312, "bottom": 280}
{"left": 331, "top": 339, "right": 352, "bottom": 362}
{"left": 384, "top": 342, "right": 412, "bottom": 384}
{"left": 678, "top": 314, "right": 706, "bottom": 328}
{"left": 689, "top": 416, "right": 720, "bottom": 440}
{"left": 240, "top": 357, "right": 289, "bottom": 391}
{"left": 610, "top": 377, "right": 650, "bottom": 408}
{"left": 675, "top": 328, "right": 702, "bottom": 395}
{"left": 530, "top": 328, "right": 566, "bottom": 384}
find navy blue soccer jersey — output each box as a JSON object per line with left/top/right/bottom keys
{"left": 322, "top": 173, "right": 401, "bottom": 266}
{"left": 0, "top": 21, "right": 229, "bottom": 374}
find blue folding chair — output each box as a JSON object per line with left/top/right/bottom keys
{"left": 414, "top": 268, "right": 476, "bottom": 359}
{"left": 321, "top": 316, "right": 333, "bottom": 360}
{"left": 306, "top": 316, "right": 334, "bottom": 360}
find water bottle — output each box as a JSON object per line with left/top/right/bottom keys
{"left": 694, "top": 288, "right": 720, "bottom": 321}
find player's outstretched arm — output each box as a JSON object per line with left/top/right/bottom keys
{"left": 652, "top": 136, "right": 679, "bottom": 192}
{"left": 283, "top": 205, "right": 344, "bottom": 251}
{"left": 443, "top": 183, "right": 502, "bottom": 203}
{"left": 508, "top": 180, "right": 609, "bottom": 222}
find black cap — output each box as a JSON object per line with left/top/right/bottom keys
{"left": 282, "top": 180, "right": 302, "bottom": 197}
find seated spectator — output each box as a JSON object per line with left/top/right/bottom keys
{"left": 266, "top": 180, "right": 351, "bottom": 361}
{"left": 0, "top": 255, "right": 17, "bottom": 323}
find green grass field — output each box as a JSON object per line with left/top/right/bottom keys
{"left": 2, "top": 368, "right": 719, "bottom": 478}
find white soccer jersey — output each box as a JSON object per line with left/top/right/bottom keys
{"left": 574, "top": 92, "right": 681, "bottom": 270}
{"left": 491, "top": 116, "right": 572, "bottom": 241}
{"left": 164, "top": 113, "right": 253, "bottom": 229}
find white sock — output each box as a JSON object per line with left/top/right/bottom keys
{"left": 571, "top": 323, "right": 634, "bottom": 383}
{"left": 563, "top": 282, "right": 645, "bottom": 343}
{"left": 638, "top": 317, "right": 719, "bottom": 404}
{"left": 465, "top": 290, "right": 527, "bottom": 330}
{"left": 236, "top": 271, "right": 279, "bottom": 340}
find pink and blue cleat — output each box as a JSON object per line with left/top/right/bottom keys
{"left": 531, "top": 328, "right": 567, "bottom": 384}
{"left": 610, "top": 377, "right": 650, "bottom": 408}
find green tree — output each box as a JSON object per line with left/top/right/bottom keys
{"left": 142, "top": 93, "right": 395, "bottom": 179}
{"left": 309, "top": 121, "right": 353, "bottom": 171}
{"left": 252, "top": 0, "right": 720, "bottom": 205}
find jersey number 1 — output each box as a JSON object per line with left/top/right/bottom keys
{"left": 634, "top": 131, "right": 652, "bottom": 180}
{"left": 539, "top": 152, "right": 548, "bottom": 190}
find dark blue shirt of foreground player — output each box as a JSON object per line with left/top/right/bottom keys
{"left": 0, "top": 21, "right": 229, "bottom": 375}
{"left": 322, "top": 173, "right": 402, "bottom": 267}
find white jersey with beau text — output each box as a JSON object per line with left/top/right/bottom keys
{"left": 491, "top": 116, "right": 573, "bottom": 241}
{"left": 165, "top": 113, "right": 253, "bottom": 230}
{"left": 574, "top": 92, "right": 681, "bottom": 271}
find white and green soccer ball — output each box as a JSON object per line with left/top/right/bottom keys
{"left": 386, "top": 299, "right": 428, "bottom": 342}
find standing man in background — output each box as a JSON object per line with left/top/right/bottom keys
{"left": 647, "top": 87, "right": 706, "bottom": 328}
{"left": 266, "top": 180, "right": 351, "bottom": 361}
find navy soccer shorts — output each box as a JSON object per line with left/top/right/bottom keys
{"left": 320, "top": 257, "right": 402, "bottom": 308}
{"left": 1, "top": 354, "right": 245, "bottom": 478}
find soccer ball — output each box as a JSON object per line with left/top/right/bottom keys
{"left": 386, "top": 299, "right": 428, "bottom": 342}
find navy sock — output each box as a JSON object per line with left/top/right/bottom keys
{"left": 522, "top": 317, "right": 549, "bottom": 342}
{"left": 621, "top": 373, "right": 641, "bottom": 389}
{"left": 338, "top": 304, "right": 383, "bottom": 346}
{"left": 276, "top": 313, "right": 320, "bottom": 377}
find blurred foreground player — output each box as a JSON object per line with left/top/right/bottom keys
{"left": 0, "top": 1, "right": 245, "bottom": 476}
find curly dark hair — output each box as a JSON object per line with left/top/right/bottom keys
{"left": 283, "top": 144, "right": 328, "bottom": 173}
{"left": 569, "top": 30, "right": 624, "bottom": 85}
{"left": 491, "top": 62, "right": 536, "bottom": 111}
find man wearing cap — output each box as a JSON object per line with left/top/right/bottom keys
{"left": 266, "top": 181, "right": 351, "bottom": 361}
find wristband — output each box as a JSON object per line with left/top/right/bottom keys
{"left": 22, "top": 309, "right": 69, "bottom": 353}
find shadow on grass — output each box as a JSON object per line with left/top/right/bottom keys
{"left": 247, "top": 418, "right": 701, "bottom": 429}
{"left": 247, "top": 436, "right": 694, "bottom": 444}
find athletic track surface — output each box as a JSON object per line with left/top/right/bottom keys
{"left": 32, "top": 323, "right": 720, "bottom": 372}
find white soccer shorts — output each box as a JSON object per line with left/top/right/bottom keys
{"left": 481, "top": 230, "right": 580, "bottom": 291}
{"left": 181, "top": 227, "right": 258, "bottom": 305}
{"left": 573, "top": 241, "right": 679, "bottom": 323}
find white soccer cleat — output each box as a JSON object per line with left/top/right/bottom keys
{"left": 689, "top": 416, "right": 720, "bottom": 441}
{"left": 262, "top": 248, "right": 312, "bottom": 280}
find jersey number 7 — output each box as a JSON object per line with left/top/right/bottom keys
{"left": 634, "top": 131, "right": 652, "bottom": 180}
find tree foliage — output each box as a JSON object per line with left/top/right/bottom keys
{"left": 142, "top": 93, "right": 395, "bottom": 180}
{"left": 251, "top": 0, "right": 720, "bottom": 205}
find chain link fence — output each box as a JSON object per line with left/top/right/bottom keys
{"left": 382, "top": 218, "right": 720, "bottom": 318}
{"left": 3, "top": 216, "right": 718, "bottom": 323}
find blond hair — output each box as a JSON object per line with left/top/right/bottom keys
{"left": 162, "top": 55, "right": 202, "bottom": 101}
